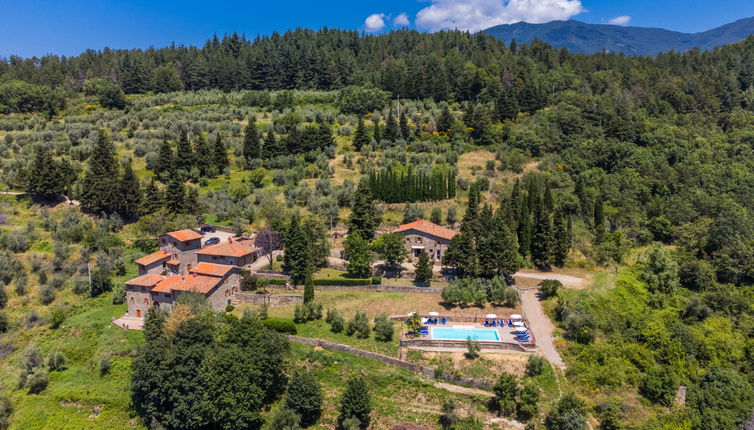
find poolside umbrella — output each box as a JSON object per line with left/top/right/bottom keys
{"left": 513, "top": 321, "right": 525, "bottom": 327}
{"left": 514, "top": 327, "right": 528, "bottom": 333}
{"left": 511, "top": 314, "right": 522, "bottom": 320}
{"left": 428, "top": 312, "right": 439, "bottom": 316}
{"left": 485, "top": 314, "right": 497, "bottom": 319}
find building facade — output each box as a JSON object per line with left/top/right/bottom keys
{"left": 393, "top": 219, "right": 457, "bottom": 262}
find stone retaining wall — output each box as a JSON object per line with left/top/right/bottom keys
{"left": 401, "top": 338, "right": 534, "bottom": 352}
{"left": 234, "top": 293, "right": 303, "bottom": 306}
{"left": 287, "top": 336, "right": 492, "bottom": 390}
{"left": 266, "top": 284, "right": 442, "bottom": 294}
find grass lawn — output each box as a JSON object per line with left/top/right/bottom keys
{"left": 284, "top": 343, "right": 495, "bottom": 429}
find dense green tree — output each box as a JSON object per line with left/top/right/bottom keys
{"left": 414, "top": 249, "right": 433, "bottom": 284}
{"left": 117, "top": 162, "right": 142, "bottom": 218}
{"left": 213, "top": 134, "right": 229, "bottom": 173}
{"left": 372, "top": 121, "right": 381, "bottom": 143}
{"left": 151, "top": 65, "right": 182, "bottom": 93}
{"left": 517, "top": 381, "right": 540, "bottom": 422}
{"left": 436, "top": 104, "right": 454, "bottom": 133}
{"left": 338, "top": 376, "right": 371, "bottom": 429}
{"left": 175, "top": 131, "right": 195, "bottom": 173}
{"left": 142, "top": 179, "right": 162, "bottom": 214}
{"left": 372, "top": 233, "right": 407, "bottom": 266}
{"left": 163, "top": 177, "right": 186, "bottom": 214}
{"left": 493, "top": 373, "right": 518, "bottom": 416}
{"left": 545, "top": 393, "right": 588, "bottom": 430}
{"left": 384, "top": 108, "right": 399, "bottom": 141}
{"left": 243, "top": 115, "right": 262, "bottom": 166}
{"left": 373, "top": 314, "right": 394, "bottom": 342}
{"left": 284, "top": 215, "right": 309, "bottom": 282}
{"left": 347, "top": 182, "right": 379, "bottom": 239}
{"left": 479, "top": 209, "right": 520, "bottom": 278}
{"left": 154, "top": 139, "right": 175, "bottom": 177}
{"left": 641, "top": 243, "right": 679, "bottom": 294}
{"left": 303, "top": 274, "right": 314, "bottom": 304}
{"left": 398, "top": 107, "right": 410, "bottom": 140}
{"left": 285, "top": 370, "right": 323, "bottom": 427}
{"left": 344, "top": 232, "right": 372, "bottom": 277}
{"left": 79, "top": 130, "right": 121, "bottom": 214}
{"left": 352, "top": 117, "right": 370, "bottom": 150}
{"left": 688, "top": 367, "right": 754, "bottom": 430}
{"left": 552, "top": 209, "right": 571, "bottom": 267}
{"left": 26, "top": 146, "right": 67, "bottom": 199}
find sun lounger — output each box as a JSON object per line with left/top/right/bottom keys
{"left": 508, "top": 319, "right": 513, "bottom": 326}
{"left": 483, "top": 320, "right": 489, "bottom": 327}
{"left": 441, "top": 317, "right": 446, "bottom": 325}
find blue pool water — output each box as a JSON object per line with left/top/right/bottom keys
{"left": 431, "top": 327, "right": 500, "bottom": 341}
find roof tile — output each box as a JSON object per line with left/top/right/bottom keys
{"left": 393, "top": 219, "right": 457, "bottom": 241}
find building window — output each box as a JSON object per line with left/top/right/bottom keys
{"left": 143, "top": 298, "right": 148, "bottom": 304}
{"left": 161, "top": 239, "right": 165, "bottom": 244}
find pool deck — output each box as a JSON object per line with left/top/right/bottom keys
{"left": 402, "top": 320, "right": 535, "bottom": 352}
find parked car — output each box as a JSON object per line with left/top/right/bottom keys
{"left": 204, "top": 237, "right": 220, "bottom": 246}
{"left": 201, "top": 225, "right": 216, "bottom": 233}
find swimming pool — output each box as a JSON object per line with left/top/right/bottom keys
{"left": 431, "top": 326, "right": 500, "bottom": 341}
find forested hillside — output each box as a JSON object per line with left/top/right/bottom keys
{"left": 0, "top": 29, "right": 753, "bottom": 429}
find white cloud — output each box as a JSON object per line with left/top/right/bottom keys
{"left": 364, "top": 13, "right": 387, "bottom": 32}
{"left": 415, "top": 0, "right": 584, "bottom": 33}
{"left": 394, "top": 13, "right": 410, "bottom": 27}
{"left": 607, "top": 15, "right": 631, "bottom": 26}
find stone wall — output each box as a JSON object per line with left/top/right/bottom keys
{"left": 287, "top": 336, "right": 493, "bottom": 390}
{"left": 401, "top": 338, "right": 534, "bottom": 352}
{"left": 266, "top": 284, "right": 442, "bottom": 294}
{"left": 234, "top": 293, "right": 303, "bottom": 306}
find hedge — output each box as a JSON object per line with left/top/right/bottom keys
{"left": 256, "top": 278, "right": 373, "bottom": 286}
{"left": 262, "top": 317, "right": 297, "bottom": 335}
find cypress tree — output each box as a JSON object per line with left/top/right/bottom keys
{"left": 184, "top": 185, "right": 200, "bottom": 216}
{"left": 594, "top": 196, "right": 605, "bottom": 243}
{"left": 338, "top": 376, "right": 371, "bottom": 430}
{"left": 496, "top": 85, "right": 520, "bottom": 121}
{"left": 348, "top": 182, "right": 379, "bottom": 239}
{"left": 284, "top": 215, "right": 309, "bottom": 282}
{"left": 243, "top": 116, "right": 260, "bottom": 164}
{"left": 163, "top": 177, "right": 186, "bottom": 213}
{"left": 142, "top": 179, "right": 163, "bottom": 214}
{"left": 518, "top": 197, "right": 531, "bottom": 257}
{"left": 436, "top": 104, "right": 453, "bottom": 133}
{"left": 530, "top": 194, "right": 554, "bottom": 269}
{"left": 264, "top": 131, "right": 278, "bottom": 157}
{"left": 352, "top": 117, "right": 370, "bottom": 150}
{"left": 175, "top": 131, "right": 195, "bottom": 173}
{"left": 155, "top": 139, "right": 174, "bottom": 177}
{"left": 399, "top": 107, "right": 410, "bottom": 140}
{"left": 479, "top": 209, "right": 520, "bottom": 278}
{"left": 117, "top": 161, "right": 142, "bottom": 218}
{"left": 372, "top": 121, "right": 381, "bottom": 143}
{"left": 553, "top": 208, "right": 570, "bottom": 267}
{"left": 303, "top": 273, "right": 314, "bottom": 304}
{"left": 385, "top": 108, "right": 399, "bottom": 141}
{"left": 194, "top": 134, "right": 212, "bottom": 176}
{"left": 213, "top": 134, "right": 229, "bottom": 174}
{"left": 27, "top": 146, "right": 65, "bottom": 199}
{"left": 414, "top": 249, "right": 433, "bottom": 284}
{"left": 80, "top": 130, "right": 121, "bottom": 214}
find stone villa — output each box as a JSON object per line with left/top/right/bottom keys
{"left": 117, "top": 229, "right": 258, "bottom": 328}
{"left": 393, "top": 219, "right": 457, "bottom": 262}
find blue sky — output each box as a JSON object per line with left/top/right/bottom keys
{"left": 2, "top": 0, "right": 754, "bottom": 57}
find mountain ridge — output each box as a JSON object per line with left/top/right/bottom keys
{"left": 483, "top": 17, "right": 754, "bottom": 55}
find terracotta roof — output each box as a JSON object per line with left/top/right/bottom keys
{"left": 134, "top": 251, "right": 170, "bottom": 266}
{"left": 162, "top": 229, "right": 203, "bottom": 242}
{"left": 189, "top": 262, "right": 233, "bottom": 278}
{"left": 196, "top": 238, "right": 257, "bottom": 258}
{"left": 151, "top": 273, "right": 223, "bottom": 295}
{"left": 166, "top": 260, "right": 180, "bottom": 266}
{"left": 125, "top": 273, "right": 165, "bottom": 287}
{"left": 393, "top": 219, "right": 458, "bottom": 241}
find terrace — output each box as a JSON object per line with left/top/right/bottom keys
{"left": 399, "top": 313, "right": 535, "bottom": 352}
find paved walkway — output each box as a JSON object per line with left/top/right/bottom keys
{"left": 519, "top": 289, "right": 565, "bottom": 370}
{"left": 514, "top": 271, "right": 586, "bottom": 288}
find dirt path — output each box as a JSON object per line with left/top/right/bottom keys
{"left": 519, "top": 289, "right": 565, "bottom": 370}
{"left": 433, "top": 382, "right": 494, "bottom": 398}
{"left": 514, "top": 271, "right": 587, "bottom": 288}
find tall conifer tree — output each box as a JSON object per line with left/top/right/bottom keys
{"left": 243, "top": 116, "right": 260, "bottom": 164}
{"left": 80, "top": 130, "right": 121, "bottom": 214}
{"left": 352, "top": 117, "right": 370, "bottom": 150}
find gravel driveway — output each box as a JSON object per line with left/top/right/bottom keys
{"left": 520, "top": 288, "right": 565, "bottom": 370}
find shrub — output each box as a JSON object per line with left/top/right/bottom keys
{"left": 27, "top": 370, "right": 48, "bottom": 394}
{"left": 294, "top": 302, "right": 323, "bottom": 323}
{"left": 225, "top": 304, "right": 235, "bottom": 313}
{"left": 263, "top": 317, "right": 297, "bottom": 334}
{"left": 22, "top": 346, "right": 43, "bottom": 373}
{"left": 270, "top": 408, "right": 301, "bottom": 430}
{"left": 640, "top": 366, "right": 678, "bottom": 406}
{"left": 516, "top": 381, "right": 540, "bottom": 422}
{"left": 111, "top": 284, "right": 126, "bottom": 304}
{"left": 47, "top": 351, "right": 66, "bottom": 371}
{"left": 538, "top": 280, "right": 562, "bottom": 298}
{"left": 0, "top": 394, "right": 11, "bottom": 430}
{"left": 0, "top": 312, "right": 7, "bottom": 333}
{"left": 346, "top": 312, "right": 370, "bottom": 338}
{"left": 338, "top": 376, "right": 371, "bottom": 429}
{"left": 99, "top": 356, "right": 112, "bottom": 376}
{"left": 525, "top": 355, "right": 548, "bottom": 377}
{"left": 545, "top": 393, "right": 588, "bottom": 430}
{"left": 330, "top": 312, "right": 345, "bottom": 333}
{"left": 465, "top": 338, "right": 480, "bottom": 359}
{"left": 439, "top": 398, "right": 458, "bottom": 429}
{"left": 0, "top": 287, "right": 6, "bottom": 309}
{"left": 49, "top": 306, "right": 66, "bottom": 329}
{"left": 493, "top": 373, "right": 518, "bottom": 416}
{"left": 39, "top": 285, "right": 56, "bottom": 305}
{"left": 373, "top": 314, "right": 394, "bottom": 342}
